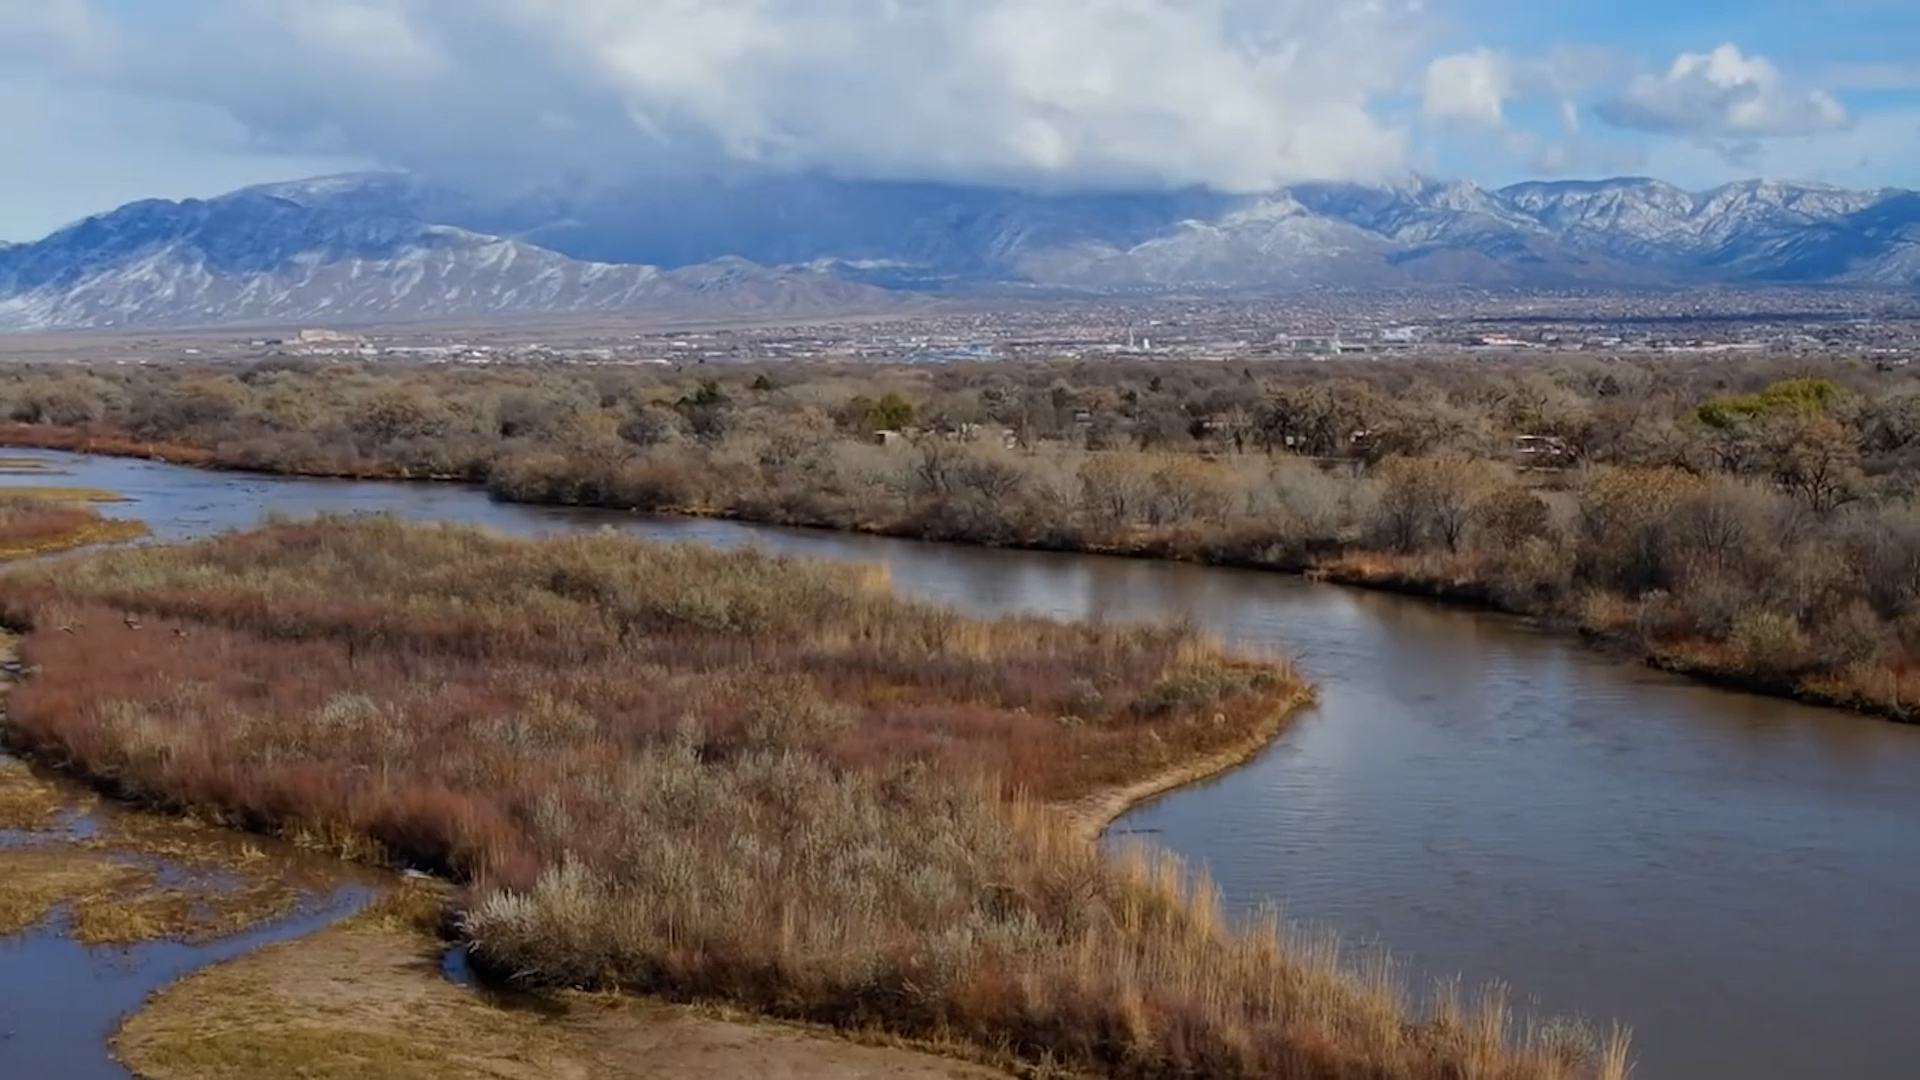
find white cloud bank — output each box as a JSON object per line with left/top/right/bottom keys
{"left": 1597, "top": 44, "right": 1848, "bottom": 138}
{"left": 1424, "top": 49, "right": 1510, "bottom": 126}
{"left": 1418, "top": 41, "right": 1857, "bottom": 177}
{"left": 29, "top": 0, "right": 1437, "bottom": 195}
{"left": 0, "top": 2, "right": 1901, "bottom": 240}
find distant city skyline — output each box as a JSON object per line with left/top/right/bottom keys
{"left": 2, "top": 0, "right": 1916, "bottom": 241}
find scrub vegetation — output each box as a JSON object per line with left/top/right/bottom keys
{"left": 0, "top": 517, "right": 1627, "bottom": 1079}
{"left": 0, "top": 353, "right": 1912, "bottom": 719}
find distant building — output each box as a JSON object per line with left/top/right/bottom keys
{"left": 295, "top": 328, "right": 365, "bottom": 345}
{"left": 1513, "top": 434, "right": 1572, "bottom": 463}
{"left": 906, "top": 343, "right": 997, "bottom": 363}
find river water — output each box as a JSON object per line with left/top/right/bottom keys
{"left": 0, "top": 747, "right": 378, "bottom": 1080}
{"left": 16, "top": 450, "right": 1920, "bottom": 1080}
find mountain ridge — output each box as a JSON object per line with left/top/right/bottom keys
{"left": 1, "top": 171, "right": 1915, "bottom": 331}
{"left": 227, "top": 171, "right": 1920, "bottom": 289}
{"left": 0, "top": 188, "right": 906, "bottom": 331}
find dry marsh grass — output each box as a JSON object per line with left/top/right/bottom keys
{"left": 4, "top": 517, "right": 1627, "bottom": 1079}
{"left": 64, "top": 869, "right": 307, "bottom": 946}
{"left": 0, "top": 494, "right": 147, "bottom": 560}
{"left": 0, "top": 422, "right": 219, "bottom": 470}
{"left": 0, "top": 814, "right": 310, "bottom": 946}
{"left": 1, "top": 753, "right": 314, "bottom": 944}
{"left": 0, "top": 484, "right": 127, "bottom": 503}
{"left": 0, "top": 754, "right": 77, "bottom": 829}
{"left": 0, "top": 848, "right": 146, "bottom": 936}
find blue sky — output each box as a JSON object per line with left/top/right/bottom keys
{"left": 2, "top": 0, "right": 1917, "bottom": 241}
{"left": 1417, "top": 0, "right": 1920, "bottom": 187}
{"left": 1455, "top": 0, "right": 1918, "bottom": 72}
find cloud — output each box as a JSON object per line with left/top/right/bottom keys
{"left": 1422, "top": 44, "right": 1642, "bottom": 133}
{"left": 0, "top": 0, "right": 117, "bottom": 69}
{"left": 5, "top": 0, "right": 1905, "bottom": 242}
{"left": 1639, "top": 106, "right": 1920, "bottom": 189}
{"left": 1413, "top": 41, "right": 1861, "bottom": 182}
{"left": 1597, "top": 44, "right": 1848, "bottom": 139}
{"left": 273, "top": 1, "right": 448, "bottom": 77}
{"left": 1424, "top": 49, "right": 1510, "bottom": 126}
{"left": 18, "top": 0, "right": 1440, "bottom": 197}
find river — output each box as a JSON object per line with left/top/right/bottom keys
{"left": 16, "top": 450, "right": 1920, "bottom": 1080}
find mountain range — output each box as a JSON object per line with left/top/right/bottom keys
{"left": 1, "top": 171, "right": 1916, "bottom": 331}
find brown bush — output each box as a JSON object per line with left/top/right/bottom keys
{"left": 1728, "top": 609, "right": 1812, "bottom": 675}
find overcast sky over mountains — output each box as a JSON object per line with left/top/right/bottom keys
{"left": 2, "top": 0, "right": 1917, "bottom": 242}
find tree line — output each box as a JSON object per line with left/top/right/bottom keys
{"left": 3, "top": 351, "right": 1918, "bottom": 718}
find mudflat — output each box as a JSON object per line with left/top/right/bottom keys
{"left": 117, "top": 891, "right": 1009, "bottom": 1080}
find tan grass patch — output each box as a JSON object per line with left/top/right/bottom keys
{"left": 0, "top": 494, "right": 147, "bottom": 560}
{"left": 0, "top": 755, "right": 80, "bottom": 830}
{"left": 0, "top": 485, "right": 128, "bottom": 503}
{"left": 0, "top": 847, "right": 149, "bottom": 936}
{"left": 0, "top": 835, "right": 306, "bottom": 946}
{"left": 69, "top": 875, "right": 307, "bottom": 947}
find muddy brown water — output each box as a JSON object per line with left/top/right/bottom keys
{"left": 8, "top": 450, "right": 1920, "bottom": 1080}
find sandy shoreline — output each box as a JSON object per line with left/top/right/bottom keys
{"left": 1059, "top": 684, "right": 1316, "bottom": 846}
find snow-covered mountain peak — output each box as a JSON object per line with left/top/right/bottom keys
{"left": 2, "top": 171, "right": 1916, "bottom": 330}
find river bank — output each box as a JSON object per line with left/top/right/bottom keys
{"left": 0, "top": 518, "right": 1631, "bottom": 1080}
{"left": 0, "top": 488, "right": 148, "bottom": 560}
{"left": 0, "top": 707, "right": 382, "bottom": 1079}
{"left": 7, "top": 447, "right": 1920, "bottom": 1077}
{"left": 2, "top": 751, "right": 1016, "bottom": 1080}
{"left": 1058, "top": 684, "right": 1315, "bottom": 846}
{"left": 1, "top": 423, "right": 1903, "bottom": 727}
{"left": 113, "top": 883, "right": 1019, "bottom": 1080}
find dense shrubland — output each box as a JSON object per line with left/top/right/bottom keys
{"left": 0, "top": 518, "right": 1625, "bottom": 1079}
{"left": 2, "top": 353, "right": 1916, "bottom": 715}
